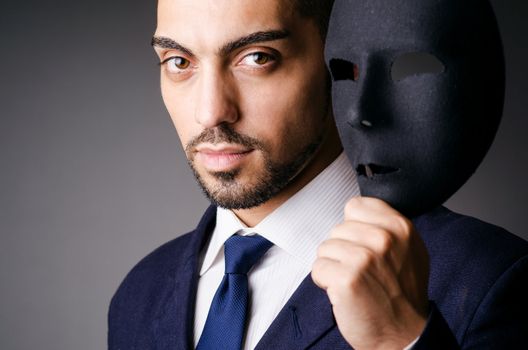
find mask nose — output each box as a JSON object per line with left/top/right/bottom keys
{"left": 332, "top": 58, "right": 390, "bottom": 131}
{"left": 344, "top": 96, "right": 373, "bottom": 129}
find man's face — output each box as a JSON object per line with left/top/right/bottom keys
{"left": 154, "top": 0, "right": 336, "bottom": 209}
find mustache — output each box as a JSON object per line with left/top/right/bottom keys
{"left": 185, "top": 124, "right": 264, "bottom": 153}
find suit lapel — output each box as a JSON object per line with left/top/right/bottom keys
{"left": 151, "top": 206, "right": 217, "bottom": 350}
{"left": 255, "top": 274, "right": 337, "bottom": 350}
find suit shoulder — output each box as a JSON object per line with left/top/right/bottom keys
{"left": 414, "top": 206, "right": 528, "bottom": 302}
{"left": 113, "top": 206, "right": 216, "bottom": 294}
{"left": 108, "top": 206, "right": 217, "bottom": 349}
{"left": 415, "top": 206, "right": 528, "bottom": 263}
{"left": 108, "top": 229, "right": 205, "bottom": 349}
{"left": 128, "top": 230, "right": 196, "bottom": 276}
{"left": 414, "top": 207, "right": 528, "bottom": 342}
{"left": 109, "top": 230, "right": 197, "bottom": 305}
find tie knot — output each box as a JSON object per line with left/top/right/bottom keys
{"left": 224, "top": 235, "right": 273, "bottom": 274}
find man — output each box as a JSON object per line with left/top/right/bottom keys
{"left": 109, "top": 0, "right": 528, "bottom": 349}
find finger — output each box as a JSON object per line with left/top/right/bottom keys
{"left": 330, "top": 221, "right": 400, "bottom": 259}
{"left": 329, "top": 221, "right": 409, "bottom": 273}
{"left": 311, "top": 257, "right": 344, "bottom": 291}
{"left": 312, "top": 256, "right": 377, "bottom": 297}
{"left": 317, "top": 238, "right": 379, "bottom": 265}
{"left": 344, "top": 197, "right": 414, "bottom": 239}
{"left": 312, "top": 254, "right": 402, "bottom": 304}
{"left": 315, "top": 242, "right": 402, "bottom": 298}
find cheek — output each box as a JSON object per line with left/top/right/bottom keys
{"left": 239, "top": 67, "right": 328, "bottom": 153}
{"left": 161, "top": 79, "right": 198, "bottom": 149}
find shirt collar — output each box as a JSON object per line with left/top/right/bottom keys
{"left": 199, "top": 152, "right": 359, "bottom": 276}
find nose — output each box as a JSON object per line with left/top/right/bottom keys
{"left": 194, "top": 69, "right": 239, "bottom": 129}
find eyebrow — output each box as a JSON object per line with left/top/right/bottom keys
{"left": 151, "top": 30, "right": 290, "bottom": 57}
{"left": 151, "top": 36, "right": 195, "bottom": 57}
{"left": 218, "top": 30, "right": 290, "bottom": 56}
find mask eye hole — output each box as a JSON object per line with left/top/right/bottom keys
{"left": 329, "top": 58, "right": 359, "bottom": 81}
{"left": 391, "top": 52, "right": 444, "bottom": 82}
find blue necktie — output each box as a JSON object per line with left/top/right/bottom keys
{"left": 196, "top": 234, "right": 273, "bottom": 350}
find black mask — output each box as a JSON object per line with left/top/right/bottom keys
{"left": 325, "top": 0, "right": 505, "bottom": 217}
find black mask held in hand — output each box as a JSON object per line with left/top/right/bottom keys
{"left": 325, "top": 0, "right": 505, "bottom": 217}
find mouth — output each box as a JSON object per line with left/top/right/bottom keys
{"left": 195, "top": 143, "right": 254, "bottom": 172}
{"left": 356, "top": 163, "right": 399, "bottom": 179}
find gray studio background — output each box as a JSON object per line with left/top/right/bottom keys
{"left": 1, "top": 1, "right": 526, "bottom": 349}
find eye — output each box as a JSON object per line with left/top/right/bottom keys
{"left": 329, "top": 58, "right": 359, "bottom": 81}
{"left": 162, "top": 56, "right": 191, "bottom": 73}
{"left": 239, "top": 52, "right": 276, "bottom": 67}
{"left": 391, "top": 52, "right": 445, "bottom": 82}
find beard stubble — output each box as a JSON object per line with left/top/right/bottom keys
{"left": 185, "top": 124, "right": 323, "bottom": 209}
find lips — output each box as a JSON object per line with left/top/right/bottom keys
{"left": 195, "top": 143, "right": 253, "bottom": 172}
{"left": 356, "top": 163, "right": 399, "bottom": 179}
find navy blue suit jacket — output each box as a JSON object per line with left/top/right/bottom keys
{"left": 108, "top": 206, "right": 528, "bottom": 349}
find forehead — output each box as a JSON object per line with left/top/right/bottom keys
{"left": 156, "top": 0, "right": 297, "bottom": 50}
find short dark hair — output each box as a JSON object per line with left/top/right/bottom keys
{"left": 296, "top": 0, "right": 335, "bottom": 37}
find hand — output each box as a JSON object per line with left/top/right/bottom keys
{"left": 311, "top": 197, "right": 430, "bottom": 349}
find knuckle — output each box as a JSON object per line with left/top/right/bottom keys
{"left": 310, "top": 267, "right": 317, "bottom": 280}
{"left": 311, "top": 259, "right": 323, "bottom": 275}
{"left": 311, "top": 265, "right": 325, "bottom": 287}
{"left": 365, "top": 226, "right": 392, "bottom": 253}
{"left": 394, "top": 215, "right": 413, "bottom": 237}
{"left": 354, "top": 248, "right": 376, "bottom": 270}
{"left": 374, "top": 231, "right": 393, "bottom": 254}
{"left": 344, "top": 196, "right": 363, "bottom": 214}
{"left": 312, "top": 258, "right": 329, "bottom": 276}
{"left": 340, "top": 269, "right": 361, "bottom": 290}
{"left": 316, "top": 242, "right": 328, "bottom": 257}
{"left": 344, "top": 200, "right": 356, "bottom": 217}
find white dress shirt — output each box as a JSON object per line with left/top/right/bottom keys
{"left": 193, "top": 152, "right": 360, "bottom": 349}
